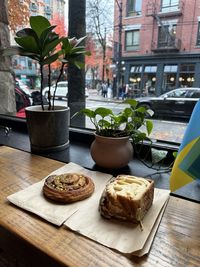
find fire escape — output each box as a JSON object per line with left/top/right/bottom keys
{"left": 146, "top": 1, "right": 184, "bottom": 53}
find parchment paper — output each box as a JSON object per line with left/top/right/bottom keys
{"left": 64, "top": 188, "right": 170, "bottom": 254}
{"left": 7, "top": 161, "right": 170, "bottom": 255}
{"left": 7, "top": 162, "right": 112, "bottom": 226}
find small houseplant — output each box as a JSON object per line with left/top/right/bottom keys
{"left": 2, "top": 15, "right": 89, "bottom": 152}
{"left": 77, "top": 99, "right": 154, "bottom": 169}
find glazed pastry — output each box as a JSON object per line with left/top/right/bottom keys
{"left": 43, "top": 173, "right": 95, "bottom": 203}
{"left": 99, "top": 175, "right": 154, "bottom": 223}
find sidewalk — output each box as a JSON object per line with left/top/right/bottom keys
{"left": 88, "top": 89, "right": 122, "bottom": 103}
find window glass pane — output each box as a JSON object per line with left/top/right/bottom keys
{"left": 135, "top": 0, "right": 142, "bottom": 12}
{"left": 144, "top": 66, "right": 157, "bottom": 72}
{"left": 161, "top": 0, "right": 179, "bottom": 12}
{"left": 3, "top": 0, "right": 200, "bottom": 146}
{"left": 125, "top": 30, "right": 140, "bottom": 51}
{"left": 127, "top": 0, "right": 142, "bottom": 16}
{"left": 197, "top": 22, "right": 200, "bottom": 45}
{"left": 190, "top": 91, "right": 200, "bottom": 98}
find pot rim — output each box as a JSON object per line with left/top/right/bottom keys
{"left": 25, "top": 105, "right": 70, "bottom": 112}
{"left": 94, "top": 132, "right": 130, "bottom": 140}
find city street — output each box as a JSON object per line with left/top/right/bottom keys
{"left": 53, "top": 90, "right": 187, "bottom": 145}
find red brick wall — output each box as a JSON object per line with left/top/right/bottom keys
{"left": 114, "top": 0, "right": 200, "bottom": 57}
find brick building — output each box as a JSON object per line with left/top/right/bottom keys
{"left": 114, "top": 0, "right": 200, "bottom": 96}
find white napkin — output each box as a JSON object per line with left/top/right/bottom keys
{"left": 64, "top": 188, "right": 170, "bottom": 254}
{"left": 7, "top": 162, "right": 112, "bottom": 226}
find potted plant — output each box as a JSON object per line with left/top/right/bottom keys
{"left": 2, "top": 15, "right": 89, "bottom": 152}
{"left": 77, "top": 99, "right": 153, "bottom": 169}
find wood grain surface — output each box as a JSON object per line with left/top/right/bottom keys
{"left": 0, "top": 146, "right": 200, "bottom": 267}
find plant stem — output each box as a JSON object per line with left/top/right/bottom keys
{"left": 47, "top": 64, "right": 52, "bottom": 110}
{"left": 40, "top": 64, "right": 44, "bottom": 110}
{"left": 52, "top": 62, "right": 65, "bottom": 109}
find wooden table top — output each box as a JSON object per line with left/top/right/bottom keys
{"left": 0, "top": 146, "right": 200, "bottom": 267}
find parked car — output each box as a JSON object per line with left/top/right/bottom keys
{"left": 136, "top": 87, "right": 200, "bottom": 120}
{"left": 15, "top": 86, "right": 31, "bottom": 117}
{"left": 43, "top": 81, "right": 89, "bottom": 99}
{"left": 15, "top": 87, "right": 48, "bottom": 118}
{"left": 15, "top": 79, "right": 31, "bottom": 96}
{"left": 43, "top": 81, "right": 68, "bottom": 100}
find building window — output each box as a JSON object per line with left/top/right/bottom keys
{"left": 127, "top": 0, "right": 142, "bottom": 16}
{"left": 162, "top": 65, "right": 178, "bottom": 92}
{"left": 125, "top": 30, "right": 140, "bottom": 51}
{"left": 143, "top": 66, "right": 157, "bottom": 96}
{"left": 30, "top": 2, "right": 38, "bottom": 12}
{"left": 158, "top": 25, "right": 176, "bottom": 48}
{"left": 196, "top": 22, "right": 200, "bottom": 45}
{"left": 129, "top": 65, "right": 142, "bottom": 97}
{"left": 161, "top": 0, "right": 179, "bottom": 13}
{"left": 179, "top": 64, "right": 195, "bottom": 88}
{"left": 44, "top": 0, "right": 51, "bottom": 4}
{"left": 28, "top": 60, "right": 32, "bottom": 70}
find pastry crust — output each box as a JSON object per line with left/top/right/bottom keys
{"left": 99, "top": 175, "right": 154, "bottom": 223}
{"left": 43, "top": 173, "right": 95, "bottom": 203}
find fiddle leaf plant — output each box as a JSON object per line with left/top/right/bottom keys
{"left": 1, "top": 15, "right": 90, "bottom": 110}
{"left": 77, "top": 99, "right": 154, "bottom": 144}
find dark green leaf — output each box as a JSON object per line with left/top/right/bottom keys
{"left": 30, "top": 16, "right": 51, "bottom": 37}
{"left": 42, "top": 38, "right": 62, "bottom": 57}
{"left": 40, "top": 25, "right": 57, "bottom": 47}
{"left": 15, "top": 36, "right": 39, "bottom": 53}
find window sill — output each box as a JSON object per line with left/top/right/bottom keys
{"left": 124, "top": 14, "right": 142, "bottom": 19}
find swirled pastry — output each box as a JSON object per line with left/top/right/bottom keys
{"left": 43, "top": 173, "right": 95, "bottom": 203}
{"left": 99, "top": 175, "right": 154, "bottom": 223}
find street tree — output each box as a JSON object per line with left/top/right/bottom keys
{"left": 50, "top": 13, "right": 67, "bottom": 75}
{"left": 85, "top": 34, "right": 99, "bottom": 88}
{"left": 86, "top": 0, "right": 114, "bottom": 82}
{"left": 8, "top": 0, "right": 30, "bottom": 32}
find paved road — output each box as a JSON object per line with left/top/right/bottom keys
{"left": 54, "top": 93, "right": 187, "bottom": 145}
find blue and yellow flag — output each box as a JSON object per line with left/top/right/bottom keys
{"left": 170, "top": 100, "right": 200, "bottom": 191}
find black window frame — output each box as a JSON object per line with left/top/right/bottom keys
{"left": 125, "top": 30, "right": 140, "bottom": 51}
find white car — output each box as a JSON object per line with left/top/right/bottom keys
{"left": 43, "top": 81, "right": 89, "bottom": 99}
{"left": 43, "top": 81, "right": 68, "bottom": 100}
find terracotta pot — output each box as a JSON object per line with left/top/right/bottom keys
{"left": 25, "top": 105, "right": 70, "bottom": 153}
{"left": 90, "top": 134, "right": 133, "bottom": 169}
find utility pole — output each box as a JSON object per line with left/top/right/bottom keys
{"left": 102, "top": 27, "right": 106, "bottom": 82}
{"left": 115, "top": 0, "right": 122, "bottom": 98}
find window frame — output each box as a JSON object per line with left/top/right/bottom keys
{"left": 158, "top": 24, "right": 177, "bottom": 48}
{"left": 125, "top": 29, "right": 140, "bottom": 51}
{"left": 127, "top": 0, "right": 142, "bottom": 17}
{"left": 196, "top": 22, "right": 200, "bottom": 46}
{"left": 161, "top": 0, "right": 180, "bottom": 12}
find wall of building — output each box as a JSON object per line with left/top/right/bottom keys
{"left": 113, "top": 0, "right": 200, "bottom": 97}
